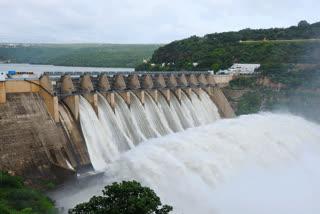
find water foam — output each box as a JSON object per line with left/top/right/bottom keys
{"left": 56, "top": 113, "right": 320, "bottom": 214}
{"left": 80, "top": 90, "right": 220, "bottom": 167}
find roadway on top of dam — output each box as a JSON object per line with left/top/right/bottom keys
{"left": 49, "top": 71, "right": 218, "bottom": 97}
{"left": 45, "top": 70, "right": 214, "bottom": 78}
{"left": 3, "top": 70, "right": 219, "bottom": 100}
{"left": 4, "top": 70, "right": 215, "bottom": 80}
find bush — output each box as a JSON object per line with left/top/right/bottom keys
{"left": 236, "top": 92, "right": 262, "bottom": 115}
{"left": 0, "top": 172, "right": 24, "bottom": 189}
{"left": 229, "top": 77, "right": 256, "bottom": 88}
{"left": 0, "top": 172, "right": 58, "bottom": 214}
{"left": 69, "top": 181, "right": 173, "bottom": 214}
{"left": 45, "top": 183, "right": 55, "bottom": 189}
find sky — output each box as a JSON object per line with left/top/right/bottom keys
{"left": 0, "top": 0, "right": 319, "bottom": 44}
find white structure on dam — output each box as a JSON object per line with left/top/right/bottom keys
{"left": 217, "top": 63, "right": 260, "bottom": 75}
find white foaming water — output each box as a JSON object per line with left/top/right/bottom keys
{"left": 191, "top": 90, "right": 221, "bottom": 124}
{"left": 114, "top": 93, "right": 146, "bottom": 145}
{"left": 144, "top": 92, "right": 173, "bottom": 136}
{"left": 79, "top": 96, "right": 119, "bottom": 170}
{"left": 80, "top": 90, "right": 220, "bottom": 167}
{"left": 65, "top": 160, "right": 74, "bottom": 170}
{"left": 157, "top": 92, "right": 184, "bottom": 132}
{"left": 97, "top": 93, "right": 134, "bottom": 152}
{"left": 180, "top": 91, "right": 202, "bottom": 126}
{"left": 58, "top": 110, "right": 320, "bottom": 214}
{"left": 169, "top": 91, "right": 195, "bottom": 129}
{"left": 129, "top": 92, "right": 160, "bottom": 139}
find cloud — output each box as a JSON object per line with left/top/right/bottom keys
{"left": 0, "top": 0, "right": 319, "bottom": 43}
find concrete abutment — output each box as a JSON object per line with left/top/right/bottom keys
{"left": 39, "top": 75, "right": 59, "bottom": 122}
{"left": 134, "top": 91, "right": 145, "bottom": 105}
{"left": 0, "top": 82, "right": 5, "bottom": 103}
{"left": 81, "top": 75, "right": 98, "bottom": 115}
{"left": 205, "top": 87, "right": 236, "bottom": 118}
{"left": 146, "top": 90, "right": 158, "bottom": 103}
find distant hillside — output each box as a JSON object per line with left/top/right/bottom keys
{"left": 136, "top": 20, "right": 320, "bottom": 71}
{"left": 0, "top": 44, "right": 162, "bottom": 68}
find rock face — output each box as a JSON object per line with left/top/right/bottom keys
{"left": 256, "top": 76, "right": 285, "bottom": 88}
{"left": 221, "top": 88, "right": 251, "bottom": 113}
{"left": 0, "top": 93, "right": 89, "bottom": 188}
{"left": 222, "top": 88, "right": 251, "bottom": 100}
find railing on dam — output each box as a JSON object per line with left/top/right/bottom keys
{"left": 48, "top": 71, "right": 217, "bottom": 97}
{"left": 45, "top": 70, "right": 213, "bottom": 78}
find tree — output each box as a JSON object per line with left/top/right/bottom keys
{"left": 0, "top": 171, "right": 58, "bottom": 214}
{"left": 211, "top": 63, "right": 220, "bottom": 73}
{"left": 298, "top": 20, "right": 310, "bottom": 28}
{"left": 69, "top": 181, "right": 173, "bottom": 214}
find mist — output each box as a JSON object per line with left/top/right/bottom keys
{"left": 50, "top": 113, "right": 320, "bottom": 214}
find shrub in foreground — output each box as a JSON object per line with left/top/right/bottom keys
{"left": 69, "top": 180, "right": 173, "bottom": 214}
{"left": 0, "top": 171, "right": 58, "bottom": 214}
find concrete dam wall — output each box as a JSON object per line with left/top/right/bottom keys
{"left": 0, "top": 93, "right": 87, "bottom": 187}
{"left": 0, "top": 71, "right": 235, "bottom": 187}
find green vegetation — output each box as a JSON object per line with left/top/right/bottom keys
{"left": 236, "top": 92, "right": 262, "bottom": 115}
{"left": 258, "top": 63, "right": 320, "bottom": 120}
{"left": 0, "top": 171, "right": 58, "bottom": 214}
{"left": 0, "top": 44, "right": 161, "bottom": 68}
{"left": 257, "top": 63, "right": 320, "bottom": 88}
{"left": 69, "top": 180, "right": 173, "bottom": 214}
{"left": 229, "top": 77, "right": 256, "bottom": 89}
{"left": 45, "top": 183, "right": 55, "bottom": 190}
{"left": 136, "top": 20, "right": 320, "bottom": 71}
{"left": 132, "top": 20, "right": 320, "bottom": 120}
{"left": 228, "top": 63, "right": 320, "bottom": 121}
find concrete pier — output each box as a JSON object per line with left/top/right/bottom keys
{"left": 61, "top": 75, "right": 79, "bottom": 120}
{"left": 39, "top": 75, "right": 59, "bottom": 122}
{"left": 98, "top": 75, "right": 111, "bottom": 91}
{"left": 0, "top": 82, "right": 5, "bottom": 103}
{"left": 147, "top": 90, "right": 158, "bottom": 103}
{"left": 134, "top": 91, "right": 145, "bottom": 105}
{"left": 81, "top": 75, "right": 98, "bottom": 115}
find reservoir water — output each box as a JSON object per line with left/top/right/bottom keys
{"left": 0, "top": 63, "right": 134, "bottom": 76}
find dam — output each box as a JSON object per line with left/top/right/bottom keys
{"left": 2, "top": 69, "right": 320, "bottom": 214}
{"left": 0, "top": 70, "right": 235, "bottom": 186}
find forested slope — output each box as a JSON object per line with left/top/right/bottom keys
{"left": 0, "top": 44, "right": 161, "bottom": 68}
{"left": 136, "top": 20, "right": 320, "bottom": 71}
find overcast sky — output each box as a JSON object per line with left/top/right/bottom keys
{"left": 0, "top": 0, "right": 319, "bottom": 44}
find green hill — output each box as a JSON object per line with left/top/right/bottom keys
{"left": 136, "top": 20, "right": 320, "bottom": 71}
{"left": 0, "top": 44, "right": 162, "bottom": 68}
{"left": 133, "top": 20, "right": 320, "bottom": 121}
